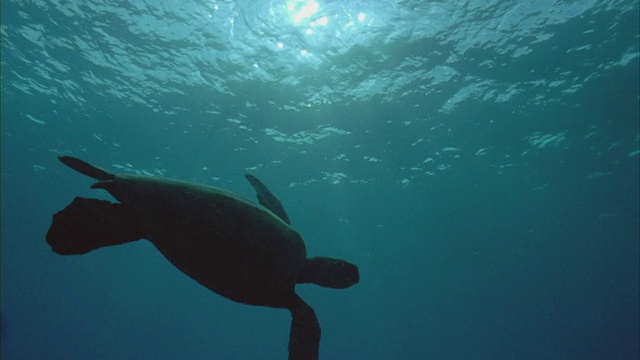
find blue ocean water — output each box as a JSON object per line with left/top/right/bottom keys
{"left": 1, "top": 0, "right": 639, "bottom": 359}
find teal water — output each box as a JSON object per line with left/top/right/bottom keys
{"left": 2, "top": 1, "right": 639, "bottom": 359}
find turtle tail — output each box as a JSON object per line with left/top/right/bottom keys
{"left": 46, "top": 197, "right": 143, "bottom": 255}
{"left": 288, "top": 295, "right": 320, "bottom": 360}
{"left": 58, "top": 156, "right": 114, "bottom": 181}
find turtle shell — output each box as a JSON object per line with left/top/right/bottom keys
{"left": 95, "top": 174, "right": 307, "bottom": 308}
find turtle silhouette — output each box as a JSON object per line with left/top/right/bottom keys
{"left": 46, "top": 156, "right": 359, "bottom": 359}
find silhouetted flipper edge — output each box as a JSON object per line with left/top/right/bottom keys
{"left": 46, "top": 197, "right": 143, "bottom": 255}
{"left": 288, "top": 295, "right": 320, "bottom": 360}
{"left": 58, "top": 156, "right": 114, "bottom": 181}
{"left": 245, "top": 174, "right": 291, "bottom": 224}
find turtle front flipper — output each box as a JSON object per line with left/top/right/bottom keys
{"left": 46, "top": 197, "right": 143, "bottom": 255}
{"left": 244, "top": 174, "right": 291, "bottom": 224}
{"left": 288, "top": 295, "right": 320, "bottom": 360}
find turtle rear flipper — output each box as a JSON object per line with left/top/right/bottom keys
{"left": 297, "top": 257, "right": 360, "bottom": 289}
{"left": 288, "top": 295, "right": 320, "bottom": 360}
{"left": 58, "top": 156, "right": 114, "bottom": 181}
{"left": 46, "top": 197, "right": 143, "bottom": 255}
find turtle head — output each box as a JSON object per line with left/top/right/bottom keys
{"left": 297, "top": 256, "right": 359, "bottom": 289}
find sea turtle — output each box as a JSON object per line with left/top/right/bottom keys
{"left": 46, "top": 156, "right": 359, "bottom": 360}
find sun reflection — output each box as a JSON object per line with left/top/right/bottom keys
{"left": 287, "top": 0, "right": 319, "bottom": 24}
{"left": 274, "top": 0, "right": 370, "bottom": 59}
{"left": 311, "top": 16, "right": 328, "bottom": 27}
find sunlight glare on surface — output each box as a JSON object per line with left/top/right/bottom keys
{"left": 311, "top": 16, "right": 329, "bottom": 27}
{"left": 287, "top": 0, "right": 320, "bottom": 24}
